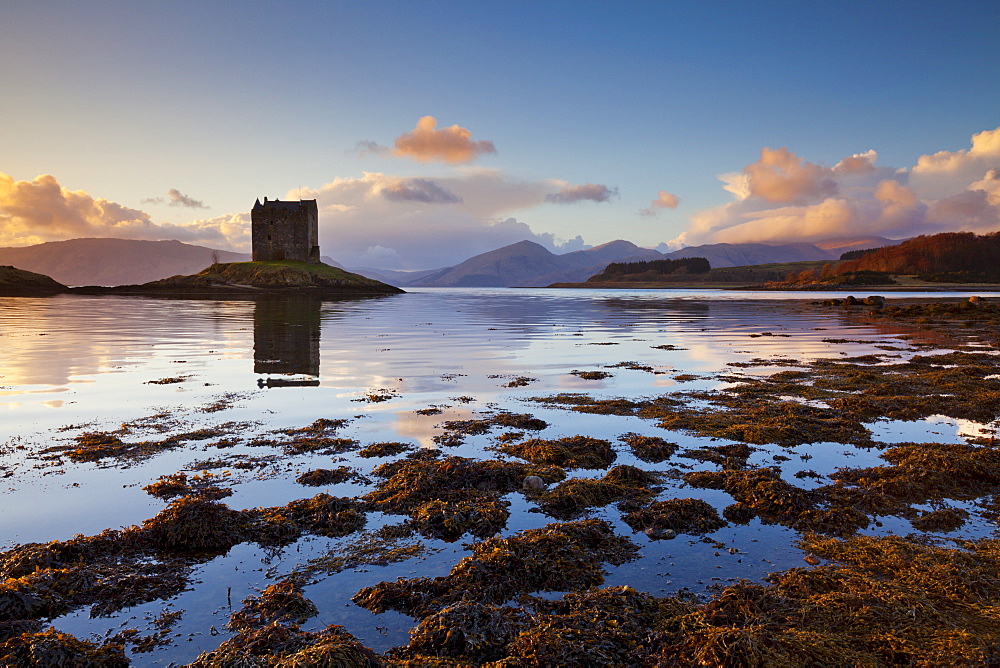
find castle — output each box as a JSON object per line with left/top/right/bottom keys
{"left": 251, "top": 197, "right": 320, "bottom": 263}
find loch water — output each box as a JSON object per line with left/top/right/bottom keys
{"left": 0, "top": 287, "right": 993, "bottom": 663}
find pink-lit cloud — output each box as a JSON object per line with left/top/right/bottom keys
{"left": 639, "top": 190, "right": 680, "bottom": 217}
{"left": 675, "top": 126, "right": 1000, "bottom": 247}
{"left": 0, "top": 173, "right": 245, "bottom": 249}
{"left": 744, "top": 147, "right": 838, "bottom": 204}
{"left": 293, "top": 170, "right": 588, "bottom": 269}
{"left": 545, "top": 183, "right": 619, "bottom": 204}
{"left": 392, "top": 116, "right": 497, "bottom": 164}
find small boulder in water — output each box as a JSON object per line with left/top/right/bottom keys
{"left": 522, "top": 475, "right": 545, "bottom": 492}
{"left": 644, "top": 527, "right": 676, "bottom": 540}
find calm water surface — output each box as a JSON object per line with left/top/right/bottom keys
{"left": 0, "top": 288, "right": 991, "bottom": 663}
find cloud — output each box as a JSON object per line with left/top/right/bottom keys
{"left": 674, "top": 126, "right": 1000, "bottom": 246}
{"left": 639, "top": 190, "right": 680, "bottom": 216}
{"left": 545, "top": 183, "right": 619, "bottom": 204}
{"left": 743, "top": 147, "right": 838, "bottom": 204}
{"left": 353, "top": 140, "right": 389, "bottom": 157}
{"left": 909, "top": 126, "right": 1000, "bottom": 200}
{"left": 381, "top": 178, "right": 462, "bottom": 204}
{"left": 291, "top": 170, "right": 591, "bottom": 269}
{"left": 0, "top": 173, "right": 246, "bottom": 249}
{"left": 141, "top": 189, "right": 209, "bottom": 209}
{"left": 166, "top": 188, "right": 208, "bottom": 209}
{"left": 392, "top": 116, "right": 497, "bottom": 164}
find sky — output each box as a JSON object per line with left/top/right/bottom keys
{"left": 1, "top": 0, "right": 998, "bottom": 270}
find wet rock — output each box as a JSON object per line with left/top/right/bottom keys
{"left": 522, "top": 475, "right": 545, "bottom": 491}
{"left": 644, "top": 527, "right": 676, "bottom": 540}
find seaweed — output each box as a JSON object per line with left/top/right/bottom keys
{"left": 295, "top": 466, "right": 360, "bottom": 486}
{"left": 142, "top": 472, "right": 233, "bottom": 500}
{"left": 410, "top": 494, "right": 511, "bottom": 541}
{"left": 191, "top": 612, "right": 378, "bottom": 667}
{"left": 534, "top": 465, "right": 661, "bottom": 519}
{"left": 571, "top": 370, "right": 613, "bottom": 380}
{"left": 364, "top": 454, "right": 564, "bottom": 516}
{"left": 404, "top": 601, "right": 530, "bottom": 662}
{"left": 0, "top": 628, "right": 128, "bottom": 667}
{"left": 142, "top": 496, "right": 248, "bottom": 553}
{"left": 623, "top": 498, "right": 726, "bottom": 536}
{"left": 228, "top": 580, "right": 319, "bottom": 632}
{"left": 619, "top": 432, "right": 678, "bottom": 463}
{"left": 353, "top": 519, "right": 640, "bottom": 617}
{"left": 496, "top": 435, "right": 616, "bottom": 469}
{"left": 357, "top": 441, "right": 415, "bottom": 458}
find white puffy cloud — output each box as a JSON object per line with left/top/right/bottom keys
{"left": 910, "top": 127, "right": 1000, "bottom": 199}
{"left": 675, "top": 126, "right": 1000, "bottom": 246}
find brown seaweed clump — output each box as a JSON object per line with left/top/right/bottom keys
{"left": 357, "top": 441, "right": 415, "bottom": 458}
{"left": 0, "top": 628, "right": 128, "bottom": 667}
{"left": 44, "top": 426, "right": 228, "bottom": 464}
{"left": 190, "top": 579, "right": 378, "bottom": 667}
{"left": 504, "top": 586, "right": 682, "bottom": 666}
{"left": 294, "top": 466, "right": 358, "bottom": 486}
{"left": 657, "top": 398, "right": 875, "bottom": 448}
{"left": 721, "top": 468, "right": 870, "bottom": 536}
{"left": 831, "top": 441, "right": 1000, "bottom": 505}
{"left": 227, "top": 580, "right": 319, "bottom": 631}
{"left": 619, "top": 432, "right": 678, "bottom": 463}
{"left": 527, "top": 393, "right": 652, "bottom": 416}
{"left": 623, "top": 498, "right": 726, "bottom": 536}
{"left": 256, "top": 493, "right": 367, "bottom": 542}
{"left": 401, "top": 600, "right": 531, "bottom": 662}
{"left": 142, "top": 472, "right": 233, "bottom": 500}
{"left": 497, "top": 435, "right": 616, "bottom": 469}
{"left": 910, "top": 507, "right": 970, "bottom": 533}
{"left": 409, "top": 495, "right": 511, "bottom": 541}
{"left": 353, "top": 519, "right": 640, "bottom": 618}
{"left": 363, "top": 453, "right": 564, "bottom": 516}
{"left": 142, "top": 496, "right": 248, "bottom": 553}
{"left": 381, "top": 533, "right": 1000, "bottom": 666}
{"left": 534, "top": 465, "right": 662, "bottom": 519}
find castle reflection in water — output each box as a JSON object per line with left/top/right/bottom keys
{"left": 253, "top": 298, "right": 321, "bottom": 387}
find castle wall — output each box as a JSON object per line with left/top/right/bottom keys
{"left": 251, "top": 199, "right": 320, "bottom": 263}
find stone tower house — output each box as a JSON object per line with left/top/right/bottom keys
{"left": 251, "top": 197, "right": 320, "bottom": 263}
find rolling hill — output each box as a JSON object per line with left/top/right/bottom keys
{"left": 0, "top": 238, "right": 251, "bottom": 286}
{"left": 407, "top": 240, "right": 662, "bottom": 287}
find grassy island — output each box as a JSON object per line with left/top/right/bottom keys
{"left": 72, "top": 260, "right": 404, "bottom": 296}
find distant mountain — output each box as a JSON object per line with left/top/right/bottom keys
{"left": 813, "top": 236, "right": 899, "bottom": 256}
{"left": 0, "top": 238, "right": 250, "bottom": 286}
{"left": 663, "top": 242, "right": 833, "bottom": 267}
{"left": 348, "top": 266, "right": 448, "bottom": 286}
{"left": 408, "top": 240, "right": 663, "bottom": 287}
{"left": 661, "top": 237, "right": 901, "bottom": 268}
